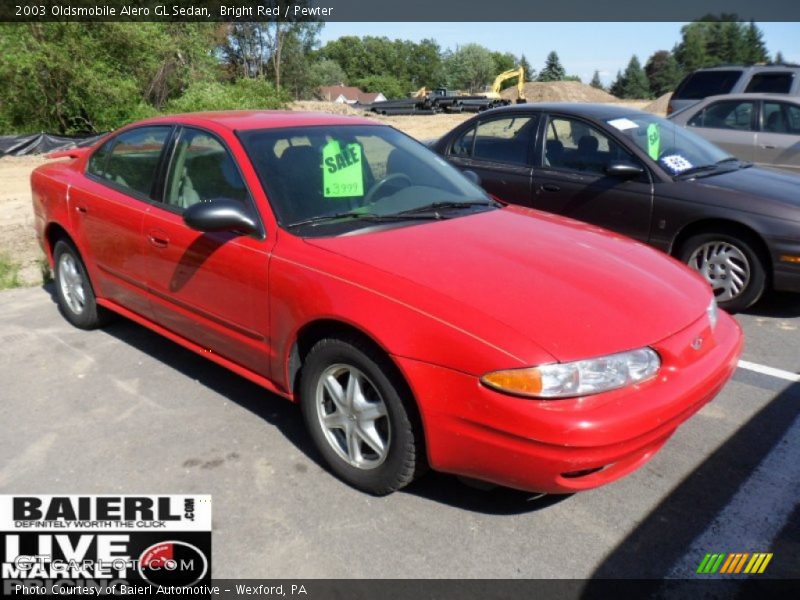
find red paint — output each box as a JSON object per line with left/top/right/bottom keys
{"left": 31, "top": 111, "right": 743, "bottom": 493}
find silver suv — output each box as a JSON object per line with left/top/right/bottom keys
{"left": 669, "top": 65, "right": 800, "bottom": 115}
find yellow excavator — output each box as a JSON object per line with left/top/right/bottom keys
{"left": 485, "top": 67, "right": 527, "bottom": 103}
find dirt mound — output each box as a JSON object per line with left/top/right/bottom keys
{"left": 501, "top": 81, "right": 619, "bottom": 103}
{"left": 643, "top": 92, "right": 672, "bottom": 116}
{"left": 288, "top": 100, "right": 368, "bottom": 116}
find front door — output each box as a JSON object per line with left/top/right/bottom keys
{"left": 143, "top": 127, "right": 273, "bottom": 378}
{"left": 532, "top": 115, "right": 654, "bottom": 242}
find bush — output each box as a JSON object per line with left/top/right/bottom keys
{"left": 166, "top": 79, "right": 291, "bottom": 113}
{"left": 0, "top": 253, "right": 21, "bottom": 289}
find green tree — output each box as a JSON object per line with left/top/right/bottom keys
{"left": 590, "top": 70, "right": 604, "bottom": 90}
{"left": 537, "top": 51, "right": 566, "bottom": 82}
{"left": 609, "top": 71, "right": 625, "bottom": 97}
{"left": 518, "top": 54, "right": 535, "bottom": 82}
{"left": 445, "top": 44, "right": 496, "bottom": 92}
{"left": 645, "top": 50, "right": 682, "bottom": 97}
{"left": 309, "top": 59, "right": 347, "bottom": 87}
{"left": 673, "top": 25, "right": 708, "bottom": 72}
{"left": 743, "top": 21, "right": 769, "bottom": 64}
{"left": 356, "top": 74, "right": 412, "bottom": 100}
{"left": 618, "top": 55, "right": 651, "bottom": 99}
{"left": 0, "top": 22, "right": 220, "bottom": 134}
{"left": 774, "top": 51, "right": 786, "bottom": 64}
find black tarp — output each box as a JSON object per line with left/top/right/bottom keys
{"left": 0, "top": 133, "right": 106, "bottom": 157}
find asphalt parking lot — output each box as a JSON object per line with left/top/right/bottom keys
{"left": 1, "top": 285, "right": 798, "bottom": 579}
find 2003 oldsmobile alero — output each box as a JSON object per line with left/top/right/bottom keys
{"left": 31, "top": 111, "right": 743, "bottom": 495}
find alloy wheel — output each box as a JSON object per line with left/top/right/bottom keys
{"left": 687, "top": 241, "right": 750, "bottom": 302}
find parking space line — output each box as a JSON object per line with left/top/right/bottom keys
{"left": 737, "top": 360, "right": 800, "bottom": 383}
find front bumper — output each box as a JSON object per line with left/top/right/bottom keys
{"left": 396, "top": 310, "right": 743, "bottom": 493}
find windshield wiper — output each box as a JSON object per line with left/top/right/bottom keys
{"left": 676, "top": 157, "right": 743, "bottom": 180}
{"left": 285, "top": 211, "right": 443, "bottom": 229}
{"left": 391, "top": 200, "right": 497, "bottom": 216}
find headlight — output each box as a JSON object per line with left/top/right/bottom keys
{"left": 707, "top": 297, "right": 718, "bottom": 330}
{"left": 481, "top": 347, "right": 661, "bottom": 399}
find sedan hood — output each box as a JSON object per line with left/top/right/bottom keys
{"left": 305, "top": 207, "right": 710, "bottom": 363}
{"left": 694, "top": 166, "right": 800, "bottom": 216}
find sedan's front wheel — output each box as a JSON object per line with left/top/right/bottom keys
{"left": 300, "top": 337, "right": 423, "bottom": 495}
{"left": 679, "top": 231, "right": 766, "bottom": 312}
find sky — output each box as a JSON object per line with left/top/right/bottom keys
{"left": 318, "top": 22, "right": 800, "bottom": 86}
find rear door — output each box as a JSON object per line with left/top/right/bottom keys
{"left": 531, "top": 114, "right": 654, "bottom": 242}
{"left": 755, "top": 100, "right": 800, "bottom": 173}
{"left": 72, "top": 125, "right": 172, "bottom": 317}
{"left": 142, "top": 126, "right": 273, "bottom": 378}
{"left": 444, "top": 113, "right": 537, "bottom": 205}
{"left": 685, "top": 99, "right": 757, "bottom": 161}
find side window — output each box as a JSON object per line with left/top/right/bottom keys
{"left": 86, "top": 139, "right": 113, "bottom": 178}
{"left": 164, "top": 128, "right": 249, "bottom": 210}
{"left": 745, "top": 72, "right": 794, "bottom": 94}
{"left": 688, "top": 100, "right": 755, "bottom": 131}
{"left": 102, "top": 127, "right": 171, "bottom": 198}
{"left": 763, "top": 102, "right": 800, "bottom": 134}
{"left": 544, "top": 117, "right": 634, "bottom": 175}
{"left": 471, "top": 116, "right": 535, "bottom": 165}
{"left": 450, "top": 126, "right": 475, "bottom": 157}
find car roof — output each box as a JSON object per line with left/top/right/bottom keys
{"left": 137, "top": 110, "right": 380, "bottom": 131}
{"left": 699, "top": 93, "right": 800, "bottom": 104}
{"left": 689, "top": 64, "right": 800, "bottom": 73}
{"left": 484, "top": 102, "right": 653, "bottom": 120}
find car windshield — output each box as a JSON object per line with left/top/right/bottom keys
{"left": 606, "top": 113, "right": 735, "bottom": 177}
{"left": 238, "top": 124, "right": 493, "bottom": 236}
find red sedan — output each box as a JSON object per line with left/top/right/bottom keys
{"left": 31, "top": 112, "right": 743, "bottom": 495}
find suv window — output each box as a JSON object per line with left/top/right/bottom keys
{"left": 450, "top": 115, "right": 536, "bottom": 165}
{"left": 745, "top": 72, "right": 794, "bottom": 93}
{"left": 763, "top": 102, "right": 800, "bottom": 134}
{"left": 99, "top": 127, "right": 171, "bottom": 198}
{"left": 688, "top": 100, "right": 755, "bottom": 131}
{"left": 165, "top": 128, "right": 249, "bottom": 210}
{"left": 673, "top": 70, "right": 741, "bottom": 100}
{"left": 544, "top": 116, "right": 635, "bottom": 175}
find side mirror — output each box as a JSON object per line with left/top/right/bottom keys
{"left": 183, "top": 199, "right": 258, "bottom": 235}
{"left": 606, "top": 162, "right": 645, "bottom": 179}
{"left": 462, "top": 170, "right": 481, "bottom": 186}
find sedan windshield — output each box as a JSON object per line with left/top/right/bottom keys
{"left": 606, "top": 113, "right": 735, "bottom": 176}
{"left": 238, "top": 125, "right": 493, "bottom": 236}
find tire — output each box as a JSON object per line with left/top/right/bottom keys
{"left": 678, "top": 230, "right": 767, "bottom": 312}
{"left": 53, "top": 240, "right": 110, "bottom": 329}
{"left": 299, "top": 337, "right": 424, "bottom": 495}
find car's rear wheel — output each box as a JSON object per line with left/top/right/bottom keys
{"left": 53, "top": 240, "right": 109, "bottom": 329}
{"left": 679, "top": 231, "right": 766, "bottom": 312}
{"left": 299, "top": 337, "right": 423, "bottom": 495}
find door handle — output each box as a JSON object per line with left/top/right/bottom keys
{"left": 541, "top": 184, "right": 561, "bottom": 192}
{"left": 147, "top": 231, "right": 170, "bottom": 248}
{"left": 759, "top": 144, "right": 777, "bottom": 149}
{"left": 75, "top": 205, "right": 88, "bottom": 214}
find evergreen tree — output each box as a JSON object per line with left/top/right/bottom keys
{"left": 743, "top": 21, "right": 769, "bottom": 64}
{"left": 645, "top": 50, "right": 682, "bottom": 97}
{"left": 609, "top": 70, "right": 624, "bottom": 98}
{"left": 589, "top": 70, "right": 604, "bottom": 90}
{"left": 518, "top": 54, "right": 535, "bottom": 82}
{"left": 619, "top": 55, "right": 651, "bottom": 99}
{"left": 537, "top": 51, "right": 566, "bottom": 82}
{"left": 774, "top": 51, "right": 786, "bottom": 64}
{"left": 673, "top": 25, "right": 709, "bottom": 72}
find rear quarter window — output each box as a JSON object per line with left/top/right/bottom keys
{"left": 97, "top": 126, "right": 171, "bottom": 198}
{"left": 674, "top": 70, "right": 742, "bottom": 100}
{"left": 745, "top": 72, "right": 795, "bottom": 93}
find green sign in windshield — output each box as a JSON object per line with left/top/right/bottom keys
{"left": 647, "top": 123, "right": 661, "bottom": 160}
{"left": 322, "top": 140, "right": 364, "bottom": 198}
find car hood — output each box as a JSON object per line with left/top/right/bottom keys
{"left": 692, "top": 166, "right": 800, "bottom": 216}
{"left": 304, "top": 206, "right": 710, "bottom": 363}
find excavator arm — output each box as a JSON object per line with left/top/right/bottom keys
{"left": 490, "top": 67, "right": 526, "bottom": 102}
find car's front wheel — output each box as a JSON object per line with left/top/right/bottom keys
{"left": 299, "top": 337, "right": 423, "bottom": 495}
{"left": 53, "top": 240, "right": 109, "bottom": 329}
{"left": 679, "top": 231, "right": 766, "bottom": 312}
